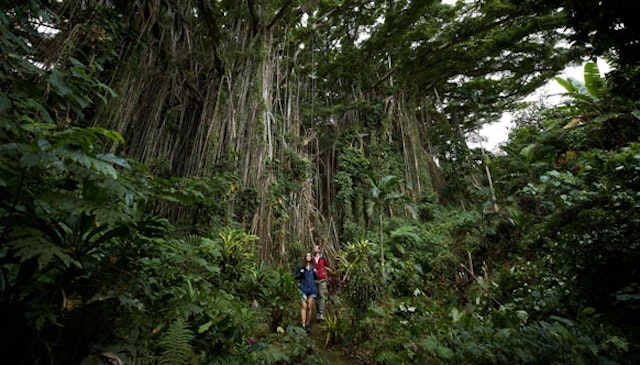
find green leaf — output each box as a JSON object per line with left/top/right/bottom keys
{"left": 583, "top": 61, "right": 603, "bottom": 98}
{"left": 420, "top": 335, "right": 454, "bottom": 360}
{"left": 198, "top": 320, "right": 214, "bottom": 333}
{"left": 450, "top": 307, "right": 463, "bottom": 322}
{"left": 0, "top": 92, "right": 10, "bottom": 110}
{"left": 97, "top": 153, "right": 131, "bottom": 169}
{"left": 49, "top": 69, "right": 73, "bottom": 96}
{"left": 8, "top": 233, "right": 81, "bottom": 270}
{"left": 69, "top": 57, "right": 84, "bottom": 67}
{"left": 63, "top": 149, "right": 118, "bottom": 178}
{"left": 20, "top": 152, "right": 41, "bottom": 167}
{"left": 516, "top": 310, "right": 529, "bottom": 323}
{"left": 554, "top": 76, "right": 576, "bottom": 94}
{"left": 590, "top": 112, "right": 624, "bottom": 124}
{"left": 549, "top": 315, "right": 574, "bottom": 327}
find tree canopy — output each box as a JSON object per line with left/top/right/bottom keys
{"left": 1, "top": 0, "right": 639, "bottom": 363}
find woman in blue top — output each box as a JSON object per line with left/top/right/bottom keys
{"left": 295, "top": 252, "right": 317, "bottom": 332}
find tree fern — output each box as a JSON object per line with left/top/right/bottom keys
{"left": 158, "top": 319, "right": 199, "bottom": 365}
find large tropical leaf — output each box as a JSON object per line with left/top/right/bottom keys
{"left": 583, "top": 61, "right": 604, "bottom": 99}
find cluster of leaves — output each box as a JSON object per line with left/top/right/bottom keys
{"left": 0, "top": 68, "right": 318, "bottom": 364}
{"left": 368, "top": 296, "right": 628, "bottom": 364}
{"left": 333, "top": 130, "right": 418, "bottom": 249}
{"left": 0, "top": 4, "right": 325, "bottom": 364}
{"left": 151, "top": 174, "right": 251, "bottom": 234}
{"left": 492, "top": 63, "right": 639, "bottom": 317}
{"left": 327, "top": 207, "right": 632, "bottom": 364}
{"left": 334, "top": 146, "right": 372, "bottom": 238}
{"left": 320, "top": 62, "right": 638, "bottom": 360}
{"left": 338, "top": 239, "right": 381, "bottom": 323}
{"left": 3, "top": 1, "right": 639, "bottom": 364}
{"left": 483, "top": 63, "right": 639, "bottom": 358}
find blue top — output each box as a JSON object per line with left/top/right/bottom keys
{"left": 295, "top": 264, "right": 317, "bottom": 295}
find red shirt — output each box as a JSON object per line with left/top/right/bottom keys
{"left": 313, "top": 254, "right": 330, "bottom": 280}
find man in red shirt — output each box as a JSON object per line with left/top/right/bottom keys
{"left": 313, "top": 244, "right": 331, "bottom": 320}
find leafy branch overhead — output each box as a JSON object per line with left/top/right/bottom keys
{"left": 556, "top": 61, "right": 640, "bottom": 136}
{"left": 1, "top": 0, "right": 639, "bottom": 364}
{"left": 312, "top": 0, "right": 583, "bottom": 131}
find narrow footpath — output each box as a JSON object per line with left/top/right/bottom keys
{"left": 307, "top": 319, "right": 352, "bottom": 365}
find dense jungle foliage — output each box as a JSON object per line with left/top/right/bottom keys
{"left": 1, "top": 0, "right": 639, "bottom": 364}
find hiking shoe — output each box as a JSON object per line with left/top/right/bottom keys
{"left": 305, "top": 326, "right": 311, "bottom": 333}
{"left": 318, "top": 313, "right": 324, "bottom": 321}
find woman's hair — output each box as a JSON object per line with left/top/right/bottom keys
{"left": 303, "top": 252, "right": 312, "bottom": 264}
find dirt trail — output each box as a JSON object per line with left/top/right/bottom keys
{"left": 307, "top": 319, "right": 353, "bottom": 365}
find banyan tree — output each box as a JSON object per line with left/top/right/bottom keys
{"left": 25, "top": 0, "right": 581, "bottom": 263}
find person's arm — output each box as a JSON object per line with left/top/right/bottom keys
{"left": 295, "top": 265, "right": 304, "bottom": 280}
{"left": 324, "top": 257, "right": 332, "bottom": 276}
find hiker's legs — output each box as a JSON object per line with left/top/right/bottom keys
{"left": 315, "top": 280, "right": 328, "bottom": 318}
{"left": 301, "top": 298, "right": 309, "bottom": 327}
{"left": 305, "top": 297, "right": 314, "bottom": 327}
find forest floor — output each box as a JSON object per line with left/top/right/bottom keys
{"left": 307, "top": 318, "right": 353, "bottom": 365}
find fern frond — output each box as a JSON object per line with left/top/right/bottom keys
{"left": 183, "top": 234, "right": 202, "bottom": 246}
{"left": 247, "top": 343, "right": 289, "bottom": 365}
{"left": 208, "top": 358, "right": 239, "bottom": 365}
{"left": 375, "top": 350, "right": 403, "bottom": 363}
{"left": 7, "top": 228, "right": 80, "bottom": 270}
{"left": 390, "top": 225, "right": 424, "bottom": 245}
{"left": 158, "top": 319, "right": 199, "bottom": 365}
{"left": 129, "top": 355, "right": 157, "bottom": 365}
